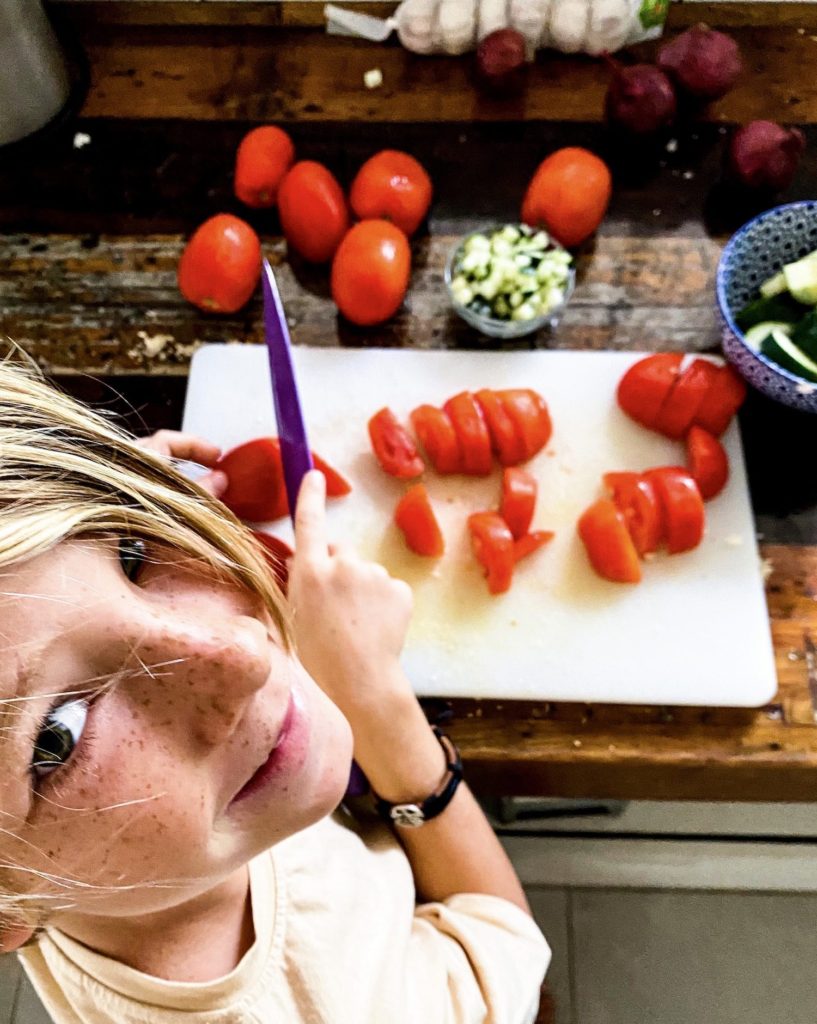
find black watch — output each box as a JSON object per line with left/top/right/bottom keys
{"left": 373, "top": 727, "right": 463, "bottom": 829}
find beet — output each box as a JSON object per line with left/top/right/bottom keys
{"left": 728, "top": 120, "right": 806, "bottom": 192}
{"left": 604, "top": 59, "right": 677, "bottom": 135}
{"left": 657, "top": 25, "right": 742, "bottom": 102}
{"left": 475, "top": 29, "right": 528, "bottom": 96}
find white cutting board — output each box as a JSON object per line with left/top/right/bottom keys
{"left": 184, "top": 345, "right": 777, "bottom": 707}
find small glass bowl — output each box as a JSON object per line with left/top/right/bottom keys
{"left": 444, "top": 225, "right": 576, "bottom": 340}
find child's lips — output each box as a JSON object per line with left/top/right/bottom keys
{"left": 229, "top": 689, "right": 300, "bottom": 806}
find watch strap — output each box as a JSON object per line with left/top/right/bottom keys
{"left": 373, "top": 727, "right": 463, "bottom": 829}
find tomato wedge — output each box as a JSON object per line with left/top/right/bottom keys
{"left": 443, "top": 392, "right": 493, "bottom": 476}
{"left": 496, "top": 388, "right": 553, "bottom": 460}
{"left": 368, "top": 407, "right": 425, "bottom": 479}
{"left": 577, "top": 499, "right": 642, "bottom": 584}
{"left": 475, "top": 389, "right": 527, "bottom": 466}
{"left": 251, "top": 530, "right": 293, "bottom": 592}
{"left": 686, "top": 426, "right": 729, "bottom": 500}
{"left": 603, "top": 471, "right": 663, "bottom": 556}
{"left": 693, "top": 365, "right": 747, "bottom": 437}
{"left": 514, "top": 530, "right": 554, "bottom": 563}
{"left": 468, "top": 511, "right": 515, "bottom": 595}
{"left": 617, "top": 353, "right": 684, "bottom": 430}
{"left": 500, "top": 467, "right": 537, "bottom": 540}
{"left": 216, "top": 438, "right": 350, "bottom": 522}
{"left": 410, "top": 404, "right": 462, "bottom": 474}
{"left": 643, "top": 467, "right": 705, "bottom": 554}
{"left": 394, "top": 483, "right": 444, "bottom": 557}
{"left": 654, "top": 359, "right": 717, "bottom": 440}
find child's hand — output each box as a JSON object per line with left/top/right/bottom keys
{"left": 136, "top": 430, "right": 228, "bottom": 498}
{"left": 287, "top": 471, "right": 415, "bottom": 720}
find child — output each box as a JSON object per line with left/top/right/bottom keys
{"left": 0, "top": 360, "right": 549, "bottom": 1023}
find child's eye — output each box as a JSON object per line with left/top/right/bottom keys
{"left": 31, "top": 699, "right": 90, "bottom": 780}
{"left": 119, "top": 538, "right": 147, "bottom": 583}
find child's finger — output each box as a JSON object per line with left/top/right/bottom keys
{"left": 137, "top": 430, "right": 222, "bottom": 467}
{"left": 294, "top": 471, "right": 328, "bottom": 560}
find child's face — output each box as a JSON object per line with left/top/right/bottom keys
{"left": 0, "top": 537, "right": 353, "bottom": 923}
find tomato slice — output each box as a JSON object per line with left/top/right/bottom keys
{"left": 617, "top": 353, "right": 684, "bottom": 430}
{"left": 643, "top": 467, "right": 705, "bottom": 554}
{"left": 474, "top": 389, "right": 527, "bottom": 466}
{"left": 251, "top": 530, "right": 293, "bottom": 593}
{"left": 368, "top": 407, "right": 425, "bottom": 479}
{"left": 394, "top": 483, "right": 444, "bottom": 557}
{"left": 410, "top": 404, "right": 462, "bottom": 474}
{"left": 577, "top": 499, "right": 642, "bottom": 584}
{"left": 467, "top": 511, "right": 515, "bottom": 595}
{"left": 500, "top": 467, "right": 537, "bottom": 540}
{"left": 216, "top": 438, "right": 349, "bottom": 522}
{"left": 686, "top": 426, "right": 729, "bottom": 500}
{"left": 496, "top": 388, "right": 553, "bottom": 460}
{"left": 603, "top": 471, "right": 663, "bottom": 556}
{"left": 443, "top": 392, "right": 493, "bottom": 476}
{"left": 654, "top": 359, "right": 717, "bottom": 440}
{"left": 693, "top": 365, "right": 747, "bottom": 437}
{"left": 514, "top": 530, "right": 554, "bottom": 563}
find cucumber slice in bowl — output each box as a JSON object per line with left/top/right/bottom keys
{"left": 783, "top": 253, "right": 817, "bottom": 305}
{"left": 743, "top": 321, "right": 795, "bottom": 350}
{"left": 761, "top": 327, "right": 817, "bottom": 383}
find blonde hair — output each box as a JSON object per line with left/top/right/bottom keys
{"left": 0, "top": 354, "right": 291, "bottom": 937}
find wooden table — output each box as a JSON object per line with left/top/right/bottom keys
{"left": 4, "top": 0, "right": 817, "bottom": 800}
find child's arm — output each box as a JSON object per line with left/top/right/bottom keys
{"left": 288, "top": 471, "right": 530, "bottom": 915}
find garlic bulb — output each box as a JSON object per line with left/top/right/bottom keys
{"left": 584, "top": 0, "right": 631, "bottom": 54}
{"left": 508, "top": 0, "right": 552, "bottom": 57}
{"left": 548, "top": 0, "right": 591, "bottom": 53}
{"left": 477, "top": 0, "right": 509, "bottom": 42}
{"left": 396, "top": 0, "right": 439, "bottom": 53}
{"left": 435, "top": 0, "right": 478, "bottom": 54}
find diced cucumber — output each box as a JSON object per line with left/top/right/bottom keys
{"left": 736, "top": 292, "right": 805, "bottom": 331}
{"left": 759, "top": 271, "right": 788, "bottom": 299}
{"left": 790, "top": 309, "right": 817, "bottom": 362}
{"left": 761, "top": 327, "right": 817, "bottom": 382}
{"left": 743, "top": 321, "right": 794, "bottom": 351}
{"left": 783, "top": 253, "right": 817, "bottom": 305}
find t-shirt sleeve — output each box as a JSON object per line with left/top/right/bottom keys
{"left": 407, "top": 893, "right": 550, "bottom": 1024}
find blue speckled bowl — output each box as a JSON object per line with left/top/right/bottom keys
{"left": 717, "top": 200, "right": 817, "bottom": 413}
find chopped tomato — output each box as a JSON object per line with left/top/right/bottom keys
{"left": 617, "top": 353, "right": 684, "bottom": 430}
{"left": 577, "top": 499, "right": 642, "bottom": 584}
{"left": 686, "top": 426, "right": 729, "bottom": 500}
{"left": 394, "top": 484, "right": 444, "bottom": 557}
{"left": 251, "top": 530, "right": 293, "bottom": 592}
{"left": 410, "top": 405, "right": 462, "bottom": 474}
{"left": 643, "top": 467, "right": 705, "bottom": 554}
{"left": 514, "top": 530, "right": 554, "bottom": 563}
{"left": 475, "top": 389, "right": 527, "bottom": 466}
{"left": 496, "top": 388, "right": 552, "bottom": 460}
{"left": 368, "top": 407, "right": 425, "bottom": 479}
{"left": 654, "top": 359, "right": 716, "bottom": 440}
{"left": 603, "top": 471, "right": 663, "bottom": 556}
{"left": 216, "top": 438, "right": 349, "bottom": 522}
{"left": 694, "top": 365, "right": 747, "bottom": 437}
{"left": 468, "top": 511, "right": 515, "bottom": 595}
{"left": 500, "top": 467, "right": 537, "bottom": 540}
{"left": 443, "top": 392, "right": 493, "bottom": 476}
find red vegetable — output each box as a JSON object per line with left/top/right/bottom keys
{"left": 177, "top": 214, "right": 261, "bottom": 314}
{"left": 368, "top": 407, "right": 424, "bottom": 479}
{"left": 657, "top": 25, "right": 742, "bottom": 102}
{"left": 349, "top": 150, "right": 432, "bottom": 238}
{"left": 410, "top": 405, "right": 462, "bottom": 474}
{"left": 644, "top": 467, "right": 705, "bottom": 554}
{"left": 514, "top": 530, "right": 554, "bottom": 563}
{"left": 251, "top": 531, "right": 293, "bottom": 592}
{"left": 617, "top": 353, "right": 684, "bottom": 430}
{"left": 728, "top": 121, "right": 806, "bottom": 193}
{"left": 521, "top": 148, "right": 612, "bottom": 249}
{"left": 500, "top": 467, "right": 537, "bottom": 540}
{"left": 468, "top": 511, "right": 516, "bottom": 595}
{"left": 604, "top": 59, "right": 677, "bottom": 136}
{"left": 686, "top": 426, "right": 729, "bottom": 500}
{"left": 603, "top": 472, "right": 663, "bottom": 557}
{"left": 495, "top": 388, "right": 552, "bottom": 461}
{"left": 694, "top": 364, "right": 747, "bottom": 437}
{"left": 443, "top": 392, "right": 493, "bottom": 476}
{"left": 331, "top": 220, "right": 411, "bottom": 326}
{"left": 654, "top": 358, "right": 715, "bottom": 440}
{"left": 474, "top": 389, "right": 527, "bottom": 467}
{"left": 278, "top": 161, "right": 349, "bottom": 263}
{"left": 475, "top": 28, "right": 528, "bottom": 96}
{"left": 395, "top": 484, "right": 444, "bottom": 557}
{"left": 234, "top": 126, "right": 295, "bottom": 209}
{"left": 578, "top": 499, "right": 642, "bottom": 584}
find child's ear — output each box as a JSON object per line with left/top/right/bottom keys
{"left": 0, "top": 920, "right": 35, "bottom": 952}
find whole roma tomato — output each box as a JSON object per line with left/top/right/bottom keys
{"left": 686, "top": 426, "right": 729, "bottom": 500}
{"left": 349, "top": 150, "right": 433, "bottom": 237}
{"left": 577, "top": 498, "right": 642, "bottom": 584}
{"left": 177, "top": 214, "right": 261, "bottom": 314}
{"left": 331, "top": 220, "right": 411, "bottom": 326}
{"left": 368, "top": 406, "right": 425, "bottom": 479}
{"left": 394, "top": 483, "right": 444, "bottom": 557}
{"left": 521, "top": 147, "right": 613, "bottom": 248}
{"left": 234, "top": 125, "right": 295, "bottom": 209}
{"left": 278, "top": 161, "right": 349, "bottom": 263}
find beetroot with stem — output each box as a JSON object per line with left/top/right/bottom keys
{"left": 658, "top": 24, "right": 742, "bottom": 102}
{"left": 604, "top": 57, "right": 677, "bottom": 136}
{"left": 728, "top": 120, "right": 806, "bottom": 192}
{"left": 475, "top": 29, "right": 528, "bottom": 96}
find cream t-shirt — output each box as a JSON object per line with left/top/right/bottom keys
{"left": 19, "top": 806, "right": 549, "bottom": 1024}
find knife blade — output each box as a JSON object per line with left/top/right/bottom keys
{"left": 261, "top": 259, "right": 314, "bottom": 523}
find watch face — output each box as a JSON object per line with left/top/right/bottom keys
{"left": 390, "top": 803, "right": 425, "bottom": 828}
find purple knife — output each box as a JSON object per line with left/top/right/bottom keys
{"left": 261, "top": 259, "right": 314, "bottom": 523}
{"left": 262, "top": 259, "right": 368, "bottom": 797}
